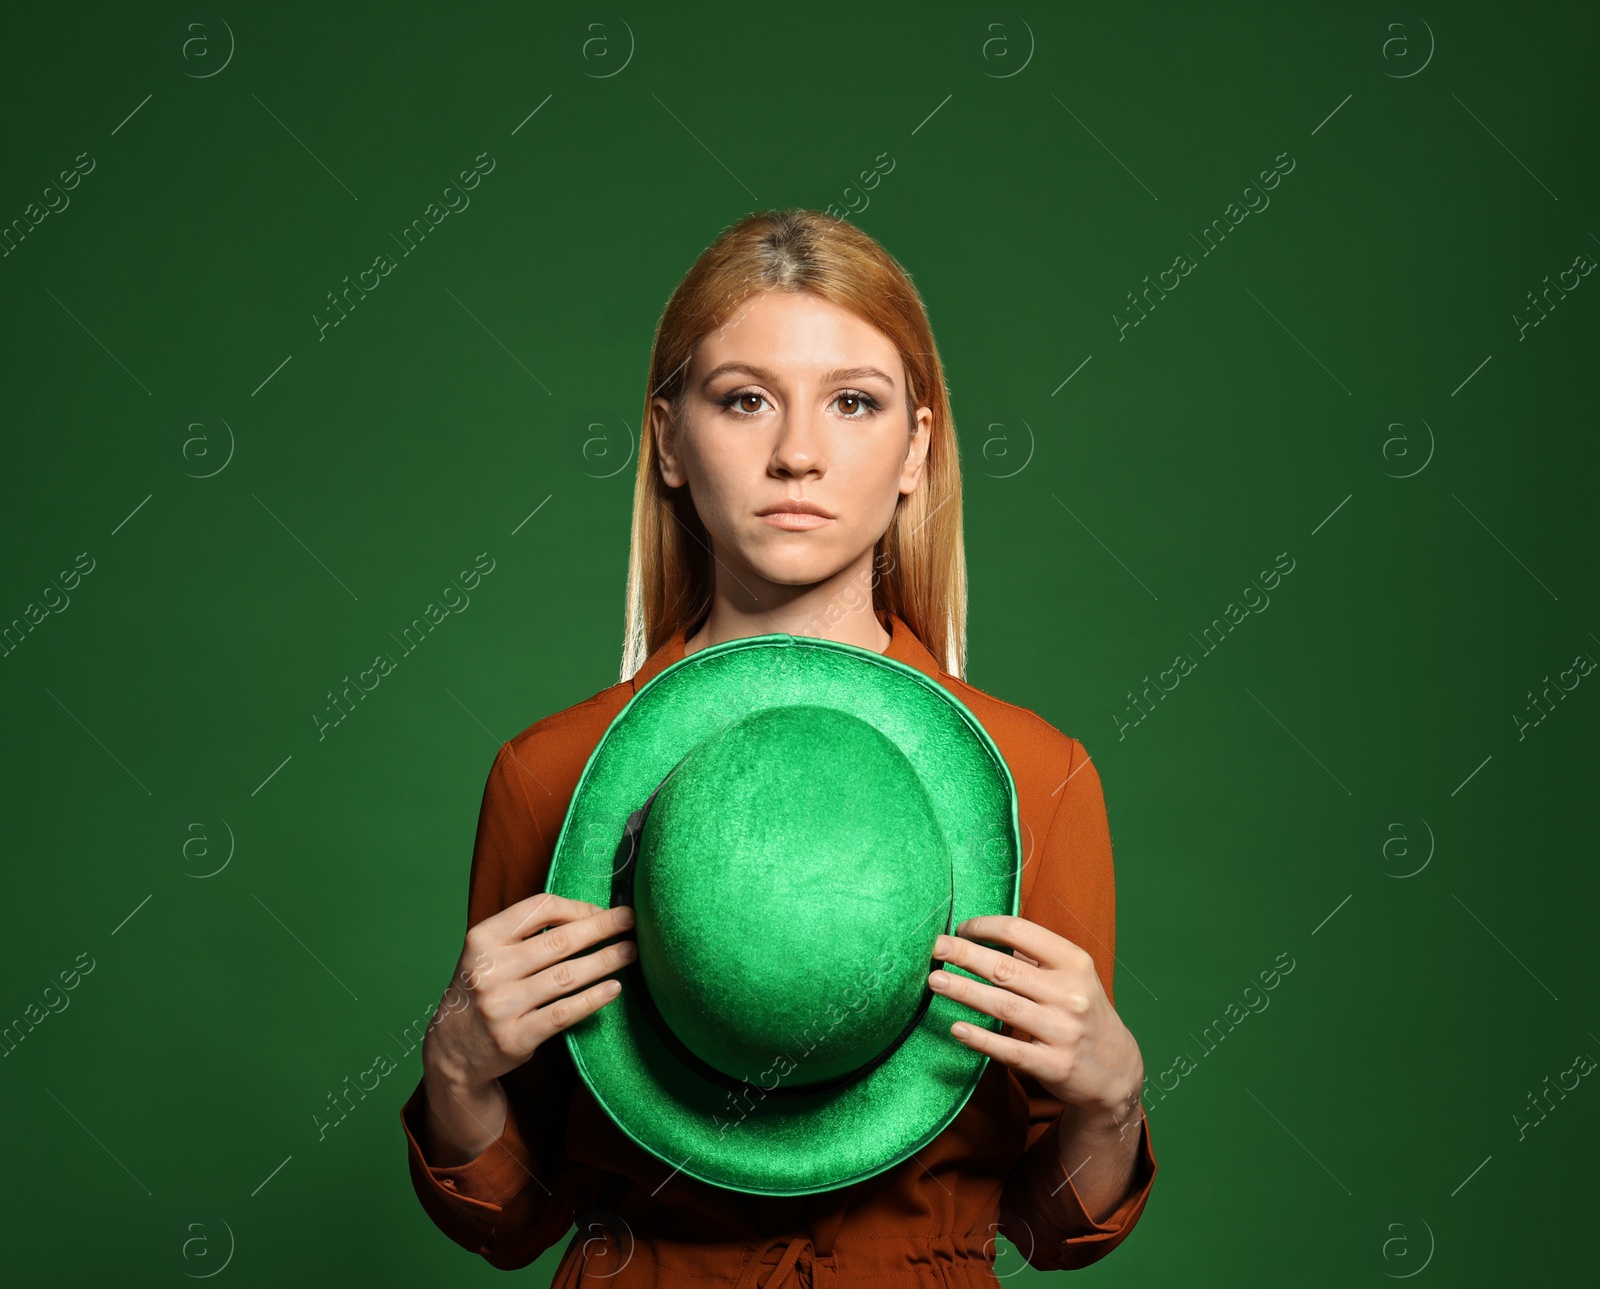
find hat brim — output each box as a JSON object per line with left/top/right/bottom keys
{"left": 546, "top": 633, "right": 1022, "bottom": 1196}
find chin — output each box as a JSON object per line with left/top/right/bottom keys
{"left": 743, "top": 541, "right": 858, "bottom": 589}
{"left": 747, "top": 558, "right": 850, "bottom": 588}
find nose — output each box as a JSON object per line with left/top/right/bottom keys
{"left": 769, "top": 404, "right": 825, "bottom": 480}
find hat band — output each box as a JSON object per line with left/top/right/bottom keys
{"left": 606, "top": 774, "right": 953, "bottom": 1102}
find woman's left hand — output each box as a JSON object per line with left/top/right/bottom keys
{"left": 930, "top": 915, "right": 1143, "bottom": 1115}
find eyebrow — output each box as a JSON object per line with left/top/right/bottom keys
{"left": 698, "top": 362, "right": 897, "bottom": 391}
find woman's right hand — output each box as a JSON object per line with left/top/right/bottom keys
{"left": 420, "top": 892, "right": 636, "bottom": 1166}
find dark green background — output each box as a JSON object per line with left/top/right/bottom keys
{"left": 2, "top": 2, "right": 1594, "bottom": 1284}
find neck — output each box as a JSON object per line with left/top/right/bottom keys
{"left": 684, "top": 544, "right": 890, "bottom": 656}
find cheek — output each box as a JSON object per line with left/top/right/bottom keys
{"left": 679, "top": 427, "right": 754, "bottom": 524}
{"left": 836, "top": 433, "right": 910, "bottom": 515}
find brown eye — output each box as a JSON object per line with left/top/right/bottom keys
{"left": 739, "top": 393, "right": 764, "bottom": 413}
{"left": 838, "top": 394, "right": 861, "bottom": 415}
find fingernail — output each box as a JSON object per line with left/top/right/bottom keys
{"left": 619, "top": 941, "right": 637, "bottom": 960}
{"left": 932, "top": 936, "right": 949, "bottom": 957}
{"left": 928, "top": 971, "right": 948, "bottom": 990}
{"left": 616, "top": 906, "right": 635, "bottom": 928}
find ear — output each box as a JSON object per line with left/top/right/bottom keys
{"left": 898, "top": 405, "right": 934, "bottom": 496}
{"left": 652, "top": 396, "right": 688, "bottom": 488}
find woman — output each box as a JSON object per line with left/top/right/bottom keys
{"left": 400, "top": 210, "right": 1158, "bottom": 1286}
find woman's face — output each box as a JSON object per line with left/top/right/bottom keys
{"left": 652, "top": 289, "right": 932, "bottom": 592}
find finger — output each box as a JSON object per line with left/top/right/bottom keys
{"left": 929, "top": 966, "right": 1064, "bottom": 1040}
{"left": 949, "top": 914, "right": 1091, "bottom": 975}
{"left": 524, "top": 977, "right": 625, "bottom": 1048}
{"left": 498, "top": 904, "right": 636, "bottom": 980}
{"left": 947, "top": 1017, "right": 1060, "bottom": 1086}
{"left": 932, "top": 930, "right": 1056, "bottom": 1005}
{"left": 483, "top": 891, "right": 604, "bottom": 943}
{"left": 516, "top": 938, "right": 637, "bottom": 1014}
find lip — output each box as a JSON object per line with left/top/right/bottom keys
{"left": 756, "top": 500, "right": 835, "bottom": 531}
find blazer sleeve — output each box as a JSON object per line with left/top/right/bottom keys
{"left": 998, "top": 737, "right": 1158, "bottom": 1271}
{"left": 399, "top": 739, "right": 600, "bottom": 1269}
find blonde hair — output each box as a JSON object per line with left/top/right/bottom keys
{"left": 620, "top": 210, "right": 967, "bottom": 680}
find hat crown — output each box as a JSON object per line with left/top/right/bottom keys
{"left": 635, "top": 704, "right": 951, "bottom": 1089}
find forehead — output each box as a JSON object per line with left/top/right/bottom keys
{"left": 692, "top": 290, "right": 903, "bottom": 385}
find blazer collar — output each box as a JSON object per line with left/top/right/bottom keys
{"left": 630, "top": 611, "right": 943, "bottom": 692}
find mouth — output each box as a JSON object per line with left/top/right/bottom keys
{"left": 756, "top": 500, "right": 835, "bottom": 531}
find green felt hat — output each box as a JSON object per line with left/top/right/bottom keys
{"left": 545, "top": 632, "right": 1021, "bottom": 1196}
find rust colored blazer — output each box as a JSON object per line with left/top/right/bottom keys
{"left": 400, "top": 613, "right": 1158, "bottom": 1287}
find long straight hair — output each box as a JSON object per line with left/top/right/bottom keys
{"left": 620, "top": 210, "right": 967, "bottom": 680}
